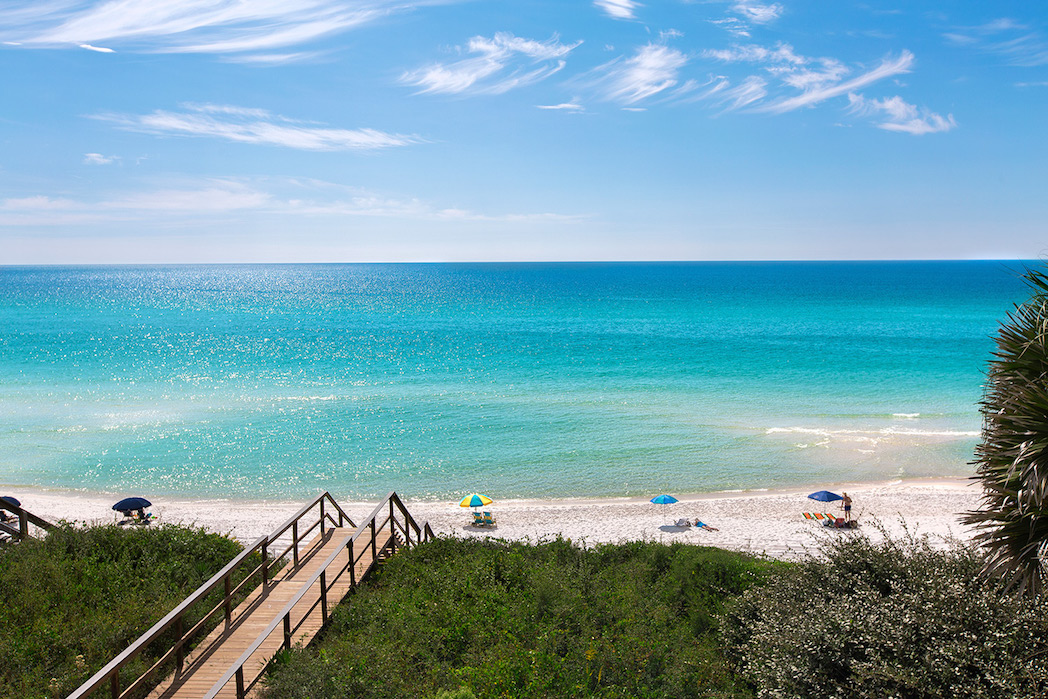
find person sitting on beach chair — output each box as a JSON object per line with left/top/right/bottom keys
{"left": 482, "top": 511, "right": 497, "bottom": 526}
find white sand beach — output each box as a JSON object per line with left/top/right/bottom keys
{"left": 3, "top": 478, "right": 983, "bottom": 560}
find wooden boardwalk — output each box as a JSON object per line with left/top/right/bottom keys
{"left": 147, "top": 525, "right": 392, "bottom": 699}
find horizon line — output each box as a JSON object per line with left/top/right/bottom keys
{"left": 0, "top": 257, "right": 1038, "bottom": 268}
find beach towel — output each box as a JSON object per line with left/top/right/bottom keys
{"left": 803, "top": 512, "right": 815, "bottom": 520}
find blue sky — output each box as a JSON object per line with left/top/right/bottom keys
{"left": 1, "top": 0, "right": 1046, "bottom": 263}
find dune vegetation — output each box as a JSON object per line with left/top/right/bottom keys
{"left": 258, "top": 532, "right": 1048, "bottom": 699}
{"left": 4, "top": 520, "right": 1047, "bottom": 698}
{"left": 0, "top": 523, "right": 259, "bottom": 699}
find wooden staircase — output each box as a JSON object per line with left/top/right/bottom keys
{"left": 68, "top": 492, "right": 434, "bottom": 699}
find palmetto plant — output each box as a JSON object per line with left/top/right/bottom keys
{"left": 965, "top": 267, "right": 1048, "bottom": 596}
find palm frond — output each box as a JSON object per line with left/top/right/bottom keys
{"left": 964, "top": 267, "right": 1048, "bottom": 595}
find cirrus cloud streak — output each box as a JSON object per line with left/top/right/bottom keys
{"left": 92, "top": 103, "right": 421, "bottom": 151}
{"left": 0, "top": 0, "right": 446, "bottom": 57}
{"left": 401, "top": 32, "right": 581, "bottom": 95}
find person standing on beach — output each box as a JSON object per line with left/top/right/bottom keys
{"left": 841, "top": 492, "right": 852, "bottom": 523}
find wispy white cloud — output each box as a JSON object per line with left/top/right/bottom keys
{"left": 693, "top": 41, "right": 945, "bottom": 133}
{"left": 594, "top": 0, "right": 641, "bottom": 21}
{"left": 712, "top": 75, "right": 768, "bottom": 110}
{"left": 93, "top": 103, "right": 420, "bottom": 151}
{"left": 402, "top": 33, "right": 581, "bottom": 95}
{"left": 708, "top": 18, "right": 750, "bottom": 38}
{"left": 732, "top": 1, "right": 783, "bottom": 25}
{"left": 706, "top": 0, "right": 781, "bottom": 40}
{"left": 597, "top": 44, "right": 688, "bottom": 104}
{"left": 0, "top": 177, "right": 584, "bottom": 226}
{"left": 100, "top": 181, "right": 272, "bottom": 212}
{"left": 83, "top": 153, "right": 119, "bottom": 165}
{"left": 847, "top": 93, "right": 956, "bottom": 135}
{"left": 944, "top": 18, "right": 1048, "bottom": 66}
{"left": 0, "top": 0, "right": 440, "bottom": 56}
{"left": 79, "top": 42, "right": 113, "bottom": 53}
{"left": 759, "top": 51, "right": 914, "bottom": 113}
{"left": 226, "top": 51, "right": 320, "bottom": 65}
{"left": 702, "top": 42, "right": 805, "bottom": 67}
{"left": 537, "top": 101, "right": 585, "bottom": 112}
{"left": 1, "top": 195, "right": 76, "bottom": 211}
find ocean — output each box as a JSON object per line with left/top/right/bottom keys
{"left": 0, "top": 261, "right": 1033, "bottom": 501}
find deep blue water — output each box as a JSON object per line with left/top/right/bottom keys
{"left": 0, "top": 261, "right": 1033, "bottom": 500}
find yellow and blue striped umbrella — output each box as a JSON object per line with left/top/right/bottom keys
{"left": 459, "top": 493, "right": 493, "bottom": 509}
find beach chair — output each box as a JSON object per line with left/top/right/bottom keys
{"left": 472, "top": 512, "right": 484, "bottom": 526}
{"left": 674, "top": 518, "right": 692, "bottom": 527}
{"left": 483, "top": 511, "right": 496, "bottom": 526}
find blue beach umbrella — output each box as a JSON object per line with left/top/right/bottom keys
{"left": 113, "top": 496, "right": 152, "bottom": 512}
{"left": 807, "top": 490, "right": 842, "bottom": 502}
{"left": 650, "top": 494, "right": 679, "bottom": 505}
{"left": 0, "top": 496, "right": 20, "bottom": 508}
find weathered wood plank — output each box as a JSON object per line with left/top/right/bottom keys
{"left": 147, "top": 526, "right": 391, "bottom": 699}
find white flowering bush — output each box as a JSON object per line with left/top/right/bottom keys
{"left": 721, "top": 528, "right": 1048, "bottom": 698}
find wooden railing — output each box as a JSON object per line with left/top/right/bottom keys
{"left": 68, "top": 492, "right": 354, "bottom": 699}
{"left": 0, "top": 500, "right": 56, "bottom": 540}
{"left": 202, "top": 491, "right": 435, "bottom": 699}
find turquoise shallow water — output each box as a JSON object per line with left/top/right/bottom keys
{"left": 0, "top": 261, "right": 1033, "bottom": 500}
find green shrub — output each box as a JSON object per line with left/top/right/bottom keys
{"left": 0, "top": 522, "right": 254, "bottom": 698}
{"left": 261, "top": 537, "right": 778, "bottom": 699}
{"left": 721, "top": 527, "right": 1048, "bottom": 698}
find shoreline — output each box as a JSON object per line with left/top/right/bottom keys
{"left": 2, "top": 476, "right": 983, "bottom": 560}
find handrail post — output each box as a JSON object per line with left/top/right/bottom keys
{"left": 292, "top": 520, "right": 299, "bottom": 567}
{"left": 348, "top": 539, "right": 356, "bottom": 587}
{"left": 370, "top": 519, "right": 377, "bottom": 562}
{"left": 283, "top": 614, "right": 292, "bottom": 650}
{"left": 320, "top": 570, "right": 328, "bottom": 620}
{"left": 235, "top": 666, "right": 245, "bottom": 699}
{"left": 175, "top": 615, "right": 184, "bottom": 672}
{"left": 19, "top": 512, "right": 28, "bottom": 540}
{"left": 320, "top": 498, "right": 326, "bottom": 537}
{"left": 224, "top": 574, "right": 232, "bottom": 624}
{"left": 110, "top": 670, "right": 119, "bottom": 699}
{"left": 261, "top": 540, "right": 269, "bottom": 588}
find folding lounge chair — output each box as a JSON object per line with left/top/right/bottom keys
{"left": 482, "top": 511, "right": 496, "bottom": 526}
{"left": 472, "top": 512, "right": 484, "bottom": 526}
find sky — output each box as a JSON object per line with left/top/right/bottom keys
{"left": 1, "top": 0, "right": 1046, "bottom": 263}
